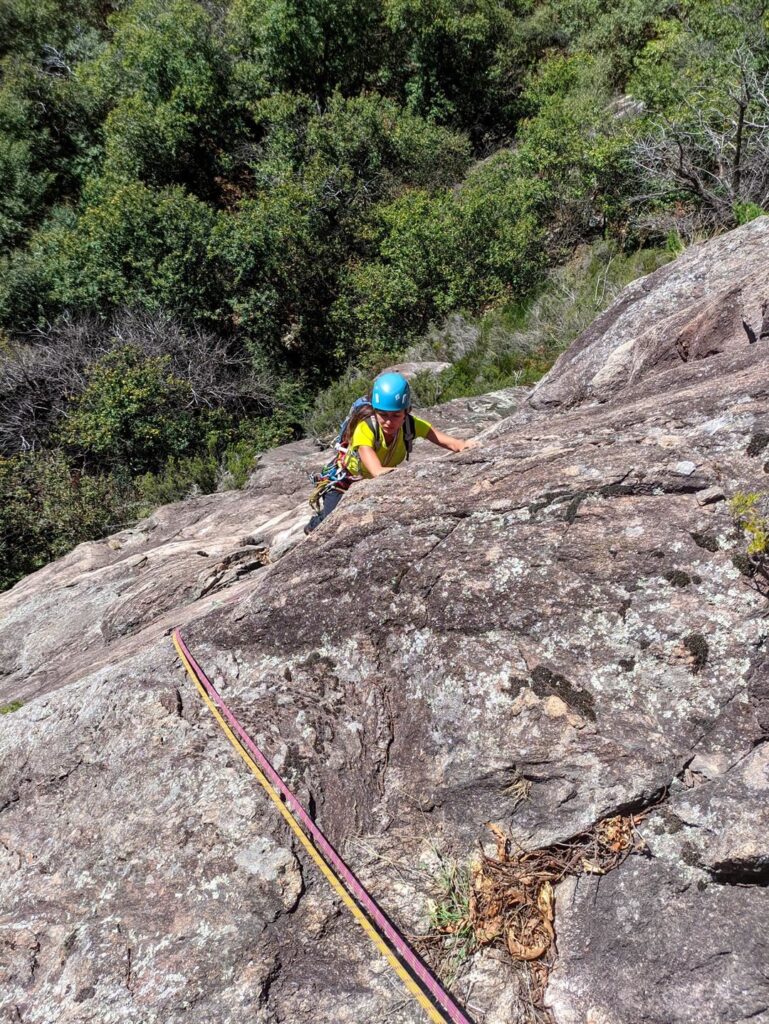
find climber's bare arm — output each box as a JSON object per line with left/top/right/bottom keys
{"left": 358, "top": 446, "right": 396, "bottom": 477}
{"left": 426, "top": 428, "right": 478, "bottom": 453}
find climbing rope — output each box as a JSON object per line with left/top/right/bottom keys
{"left": 172, "top": 629, "right": 473, "bottom": 1024}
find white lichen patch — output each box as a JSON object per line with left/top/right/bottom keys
{"left": 234, "top": 837, "right": 298, "bottom": 890}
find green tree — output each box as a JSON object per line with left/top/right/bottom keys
{"left": 79, "top": 0, "right": 230, "bottom": 195}
{"left": 0, "top": 0, "right": 110, "bottom": 246}
{"left": 630, "top": 1, "right": 769, "bottom": 227}
{"left": 211, "top": 92, "right": 472, "bottom": 377}
{"left": 0, "top": 449, "right": 124, "bottom": 591}
{"left": 0, "top": 83, "right": 54, "bottom": 250}
{"left": 515, "top": 54, "right": 632, "bottom": 242}
{"left": 545, "top": 0, "right": 672, "bottom": 85}
{"left": 381, "top": 0, "right": 524, "bottom": 139}
{"left": 210, "top": 179, "right": 332, "bottom": 373}
{"left": 0, "top": 52, "right": 101, "bottom": 252}
{"left": 59, "top": 346, "right": 196, "bottom": 474}
{"left": 0, "top": 0, "right": 105, "bottom": 61}
{"left": 102, "top": 94, "right": 203, "bottom": 188}
{"left": 41, "top": 181, "right": 219, "bottom": 320}
{"left": 80, "top": 0, "right": 224, "bottom": 111}
{"left": 227, "top": 0, "right": 384, "bottom": 101}
{"left": 303, "top": 91, "right": 472, "bottom": 194}
{"left": 330, "top": 162, "right": 547, "bottom": 361}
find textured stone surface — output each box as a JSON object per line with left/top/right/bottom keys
{"left": 0, "top": 390, "right": 516, "bottom": 706}
{"left": 3, "top": 220, "right": 769, "bottom": 1024}
{"left": 382, "top": 359, "right": 453, "bottom": 377}
{"left": 546, "top": 856, "right": 769, "bottom": 1024}
{"left": 530, "top": 215, "right": 769, "bottom": 410}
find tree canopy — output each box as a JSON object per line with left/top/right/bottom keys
{"left": 2, "top": 0, "right": 768, "bottom": 588}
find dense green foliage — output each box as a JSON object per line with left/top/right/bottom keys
{"left": 305, "top": 239, "right": 673, "bottom": 435}
{"left": 1, "top": 0, "right": 768, "bottom": 588}
{"left": 0, "top": 449, "right": 127, "bottom": 589}
{"left": 59, "top": 346, "right": 197, "bottom": 473}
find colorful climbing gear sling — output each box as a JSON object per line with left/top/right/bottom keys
{"left": 172, "top": 629, "right": 473, "bottom": 1024}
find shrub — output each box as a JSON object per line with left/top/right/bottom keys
{"left": 515, "top": 54, "right": 633, "bottom": 244}
{"left": 330, "top": 188, "right": 462, "bottom": 359}
{"left": 406, "top": 240, "right": 672, "bottom": 403}
{"left": 303, "top": 369, "right": 377, "bottom": 440}
{"left": 227, "top": 0, "right": 384, "bottom": 100}
{"left": 734, "top": 201, "right": 765, "bottom": 225}
{"left": 0, "top": 241, "right": 63, "bottom": 329}
{"left": 0, "top": 449, "right": 126, "bottom": 591}
{"left": 59, "top": 345, "right": 196, "bottom": 474}
{"left": 211, "top": 179, "right": 341, "bottom": 374}
{"left": 102, "top": 95, "right": 200, "bottom": 188}
{"left": 79, "top": 0, "right": 224, "bottom": 112}
{"left": 303, "top": 92, "right": 472, "bottom": 195}
{"left": 0, "top": 83, "right": 54, "bottom": 250}
{"left": 548, "top": 0, "right": 672, "bottom": 85}
{"left": 0, "top": 0, "right": 104, "bottom": 61}
{"left": 219, "top": 412, "right": 299, "bottom": 487}
{"left": 0, "top": 17, "right": 106, "bottom": 250}
{"left": 449, "top": 151, "right": 548, "bottom": 302}
{"left": 381, "top": 0, "right": 524, "bottom": 140}
{"left": 0, "top": 310, "right": 275, "bottom": 455}
{"left": 42, "top": 181, "right": 220, "bottom": 320}
{"left": 133, "top": 453, "right": 219, "bottom": 512}
{"left": 210, "top": 93, "right": 472, "bottom": 378}
{"left": 330, "top": 155, "right": 549, "bottom": 362}
{"left": 629, "top": 4, "right": 769, "bottom": 230}
{"left": 81, "top": 0, "right": 231, "bottom": 197}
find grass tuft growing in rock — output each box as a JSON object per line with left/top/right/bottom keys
{"left": 729, "top": 492, "right": 769, "bottom": 593}
{"left": 424, "top": 861, "right": 477, "bottom": 984}
{"left": 729, "top": 492, "right": 769, "bottom": 557}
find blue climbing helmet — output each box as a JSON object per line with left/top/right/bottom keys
{"left": 371, "top": 372, "right": 411, "bottom": 412}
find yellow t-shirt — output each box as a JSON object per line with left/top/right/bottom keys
{"left": 347, "top": 415, "right": 432, "bottom": 479}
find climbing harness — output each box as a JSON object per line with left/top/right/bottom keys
{"left": 307, "top": 400, "right": 367, "bottom": 512}
{"left": 172, "top": 629, "right": 473, "bottom": 1024}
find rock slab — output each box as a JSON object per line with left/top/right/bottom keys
{"left": 3, "top": 221, "right": 769, "bottom": 1023}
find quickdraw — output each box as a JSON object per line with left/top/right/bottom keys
{"left": 172, "top": 629, "right": 473, "bottom": 1024}
{"left": 307, "top": 452, "right": 355, "bottom": 513}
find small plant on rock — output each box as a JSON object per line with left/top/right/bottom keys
{"left": 729, "top": 492, "right": 769, "bottom": 590}
{"left": 426, "top": 861, "right": 477, "bottom": 982}
{"left": 729, "top": 492, "right": 769, "bottom": 556}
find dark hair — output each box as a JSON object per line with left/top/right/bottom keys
{"left": 342, "top": 400, "right": 376, "bottom": 446}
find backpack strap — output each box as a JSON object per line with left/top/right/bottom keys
{"left": 403, "top": 414, "right": 415, "bottom": 460}
{"left": 336, "top": 396, "right": 371, "bottom": 448}
{"left": 364, "top": 415, "right": 381, "bottom": 449}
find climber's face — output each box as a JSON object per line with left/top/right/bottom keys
{"left": 375, "top": 409, "right": 405, "bottom": 438}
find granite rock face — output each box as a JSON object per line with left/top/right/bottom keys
{"left": 3, "top": 220, "right": 769, "bottom": 1024}
{"left": 0, "top": 389, "right": 521, "bottom": 706}
{"left": 531, "top": 214, "right": 769, "bottom": 411}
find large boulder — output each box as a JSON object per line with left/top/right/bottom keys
{"left": 3, "top": 219, "right": 769, "bottom": 1024}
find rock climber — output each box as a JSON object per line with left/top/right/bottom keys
{"left": 305, "top": 371, "right": 475, "bottom": 533}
